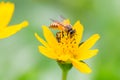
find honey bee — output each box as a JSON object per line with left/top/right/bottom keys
{"left": 49, "top": 17, "right": 75, "bottom": 34}
{"left": 49, "top": 16, "right": 76, "bottom": 42}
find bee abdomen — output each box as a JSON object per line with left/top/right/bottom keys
{"left": 50, "top": 23, "right": 59, "bottom": 28}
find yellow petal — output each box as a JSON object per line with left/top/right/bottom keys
{"left": 38, "top": 46, "right": 57, "bottom": 59}
{"left": 77, "top": 49, "right": 99, "bottom": 60}
{"left": 0, "top": 2, "right": 14, "bottom": 29}
{"left": 79, "top": 34, "right": 100, "bottom": 50}
{"left": 35, "top": 33, "right": 49, "bottom": 48}
{"left": 62, "top": 19, "right": 70, "bottom": 25}
{"left": 42, "top": 26, "right": 58, "bottom": 48}
{"left": 73, "top": 21, "right": 84, "bottom": 44}
{"left": 0, "top": 21, "right": 28, "bottom": 39}
{"left": 71, "top": 59, "right": 91, "bottom": 73}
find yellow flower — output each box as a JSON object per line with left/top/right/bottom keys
{"left": 35, "top": 19, "right": 100, "bottom": 73}
{"left": 0, "top": 2, "right": 28, "bottom": 39}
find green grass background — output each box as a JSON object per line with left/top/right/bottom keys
{"left": 0, "top": 0, "right": 120, "bottom": 80}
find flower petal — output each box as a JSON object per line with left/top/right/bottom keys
{"left": 73, "top": 21, "right": 84, "bottom": 44}
{"left": 62, "top": 19, "right": 70, "bottom": 25}
{"left": 38, "top": 46, "right": 57, "bottom": 59}
{"left": 0, "top": 21, "right": 28, "bottom": 39}
{"left": 71, "top": 59, "right": 91, "bottom": 73}
{"left": 79, "top": 34, "right": 100, "bottom": 50}
{"left": 42, "top": 26, "right": 58, "bottom": 48}
{"left": 77, "top": 49, "right": 99, "bottom": 60}
{"left": 35, "top": 33, "right": 49, "bottom": 48}
{"left": 0, "top": 2, "right": 14, "bottom": 29}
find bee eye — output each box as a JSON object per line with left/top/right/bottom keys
{"left": 69, "top": 30, "right": 75, "bottom": 34}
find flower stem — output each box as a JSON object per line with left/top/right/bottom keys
{"left": 62, "top": 69, "right": 68, "bottom": 80}
{"left": 57, "top": 61, "right": 72, "bottom": 80}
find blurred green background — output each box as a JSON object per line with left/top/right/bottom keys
{"left": 0, "top": 0, "right": 120, "bottom": 80}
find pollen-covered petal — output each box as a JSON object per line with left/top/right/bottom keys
{"left": 42, "top": 26, "right": 58, "bottom": 48}
{"left": 71, "top": 59, "right": 91, "bottom": 73}
{"left": 38, "top": 46, "right": 57, "bottom": 59}
{"left": 0, "top": 2, "right": 14, "bottom": 29}
{"left": 78, "top": 49, "right": 99, "bottom": 60}
{"left": 0, "top": 21, "right": 28, "bottom": 39}
{"left": 62, "top": 19, "right": 70, "bottom": 25}
{"left": 35, "top": 33, "right": 49, "bottom": 48}
{"left": 73, "top": 21, "right": 84, "bottom": 44}
{"left": 79, "top": 34, "right": 100, "bottom": 50}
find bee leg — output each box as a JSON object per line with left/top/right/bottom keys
{"left": 56, "top": 32, "right": 61, "bottom": 42}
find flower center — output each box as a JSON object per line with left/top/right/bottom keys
{"left": 56, "top": 30, "right": 79, "bottom": 61}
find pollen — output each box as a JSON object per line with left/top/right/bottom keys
{"left": 57, "top": 31, "right": 79, "bottom": 61}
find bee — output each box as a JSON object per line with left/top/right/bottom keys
{"left": 49, "top": 16, "right": 76, "bottom": 42}
{"left": 49, "top": 17, "right": 75, "bottom": 34}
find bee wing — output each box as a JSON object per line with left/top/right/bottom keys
{"left": 50, "top": 18, "right": 65, "bottom": 26}
{"left": 60, "top": 15, "right": 66, "bottom": 20}
{"left": 50, "top": 18, "right": 58, "bottom": 22}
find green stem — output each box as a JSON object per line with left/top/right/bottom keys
{"left": 62, "top": 70, "right": 68, "bottom": 80}
{"left": 57, "top": 61, "right": 72, "bottom": 80}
